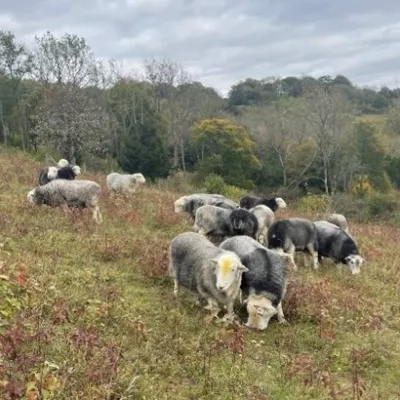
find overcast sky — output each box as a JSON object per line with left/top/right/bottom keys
{"left": 1, "top": 0, "right": 400, "bottom": 96}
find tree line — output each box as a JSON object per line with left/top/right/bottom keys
{"left": 1, "top": 29, "right": 400, "bottom": 196}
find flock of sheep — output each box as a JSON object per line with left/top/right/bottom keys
{"left": 170, "top": 193, "right": 364, "bottom": 330}
{"left": 25, "top": 158, "right": 364, "bottom": 331}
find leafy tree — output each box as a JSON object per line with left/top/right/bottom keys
{"left": 191, "top": 118, "right": 261, "bottom": 188}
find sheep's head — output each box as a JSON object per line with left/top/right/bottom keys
{"left": 245, "top": 294, "right": 277, "bottom": 331}
{"left": 72, "top": 165, "right": 81, "bottom": 176}
{"left": 47, "top": 167, "right": 58, "bottom": 180}
{"left": 27, "top": 188, "right": 36, "bottom": 204}
{"left": 174, "top": 196, "right": 188, "bottom": 213}
{"left": 210, "top": 252, "right": 248, "bottom": 294}
{"left": 345, "top": 254, "right": 364, "bottom": 275}
{"left": 275, "top": 197, "right": 287, "bottom": 209}
{"left": 57, "top": 159, "right": 69, "bottom": 168}
{"left": 132, "top": 173, "right": 146, "bottom": 184}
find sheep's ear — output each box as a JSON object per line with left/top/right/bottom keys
{"left": 208, "top": 258, "right": 218, "bottom": 267}
{"left": 238, "top": 263, "right": 249, "bottom": 272}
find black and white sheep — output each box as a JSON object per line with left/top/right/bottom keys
{"left": 220, "top": 235, "right": 290, "bottom": 330}
{"left": 228, "top": 208, "right": 258, "bottom": 239}
{"left": 174, "top": 193, "right": 238, "bottom": 219}
{"left": 249, "top": 205, "right": 275, "bottom": 245}
{"left": 38, "top": 166, "right": 59, "bottom": 186}
{"left": 169, "top": 232, "right": 248, "bottom": 321}
{"left": 314, "top": 221, "right": 364, "bottom": 274}
{"left": 267, "top": 218, "right": 319, "bottom": 271}
{"left": 239, "top": 195, "right": 287, "bottom": 212}
{"left": 27, "top": 179, "right": 103, "bottom": 223}
{"left": 106, "top": 172, "right": 146, "bottom": 194}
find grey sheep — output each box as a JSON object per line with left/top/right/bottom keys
{"left": 314, "top": 221, "right": 364, "bottom": 274}
{"left": 220, "top": 236, "right": 290, "bottom": 330}
{"left": 106, "top": 172, "right": 146, "bottom": 194}
{"left": 249, "top": 205, "right": 275, "bottom": 245}
{"left": 174, "top": 193, "right": 238, "bottom": 219}
{"left": 27, "top": 179, "right": 103, "bottom": 223}
{"left": 169, "top": 232, "right": 248, "bottom": 322}
{"left": 194, "top": 205, "right": 232, "bottom": 238}
{"left": 228, "top": 208, "right": 258, "bottom": 239}
{"left": 325, "top": 213, "right": 349, "bottom": 233}
{"left": 267, "top": 218, "right": 319, "bottom": 271}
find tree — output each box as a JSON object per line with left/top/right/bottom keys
{"left": 191, "top": 118, "right": 261, "bottom": 188}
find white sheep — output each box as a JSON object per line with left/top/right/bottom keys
{"left": 27, "top": 179, "right": 103, "bottom": 223}
{"left": 106, "top": 172, "right": 146, "bottom": 194}
{"left": 249, "top": 205, "right": 275, "bottom": 245}
{"left": 326, "top": 213, "right": 349, "bottom": 233}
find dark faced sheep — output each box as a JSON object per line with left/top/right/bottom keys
{"left": 239, "top": 196, "right": 287, "bottom": 212}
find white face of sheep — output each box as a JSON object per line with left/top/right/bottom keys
{"left": 132, "top": 173, "right": 146, "bottom": 184}
{"left": 174, "top": 196, "right": 187, "bottom": 213}
{"left": 47, "top": 167, "right": 58, "bottom": 180}
{"left": 210, "top": 254, "right": 248, "bottom": 294}
{"left": 246, "top": 295, "right": 277, "bottom": 330}
{"left": 57, "top": 159, "right": 69, "bottom": 168}
{"left": 345, "top": 255, "right": 364, "bottom": 275}
{"left": 27, "top": 189, "right": 36, "bottom": 204}
{"left": 275, "top": 197, "right": 287, "bottom": 209}
{"left": 72, "top": 165, "right": 81, "bottom": 176}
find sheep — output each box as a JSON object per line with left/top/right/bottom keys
{"left": 267, "top": 218, "right": 319, "bottom": 271}
{"left": 174, "top": 193, "right": 238, "bottom": 219}
{"left": 57, "top": 159, "right": 70, "bottom": 168}
{"left": 220, "top": 235, "right": 290, "bottom": 330}
{"left": 325, "top": 213, "right": 349, "bottom": 233}
{"left": 239, "top": 195, "right": 287, "bottom": 212}
{"left": 194, "top": 205, "right": 232, "bottom": 239}
{"left": 249, "top": 205, "right": 275, "bottom": 245}
{"left": 106, "top": 172, "right": 146, "bottom": 194}
{"left": 56, "top": 165, "right": 81, "bottom": 181}
{"left": 169, "top": 232, "right": 248, "bottom": 322}
{"left": 228, "top": 208, "right": 258, "bottom": 239}
{"left": 38, "top": 166, "right": 59, "bottom": 186}
{"left": 27, "top": 179, "right": 102, "bottom": 223}
{"left": 314, "top": 221, "right": 364, "bottom": 274}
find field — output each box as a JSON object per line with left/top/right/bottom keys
{"left": 1, "top": 148, "right": 400, "bottom": 400}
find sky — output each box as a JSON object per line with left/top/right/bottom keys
{"left": 1, "top": 0, "right": 400, "bottom": 96}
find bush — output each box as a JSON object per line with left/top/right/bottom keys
{"left": 351, "top": 175, "right": 374, "bottom": 198}
{"left": 296, "top": 194, "right": 332, "bottom": 213}
{"left": 204, "top": 174, "right": 247, "bottom": 202}
{"left": 365, "top": 192, "right": 400, "bottom": 219}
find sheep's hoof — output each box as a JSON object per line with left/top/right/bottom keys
{"left": 278, "top": 318, "right": 289, "bottom": 325}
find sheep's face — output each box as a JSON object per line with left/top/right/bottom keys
{"left": 47, "top": 167, "right": 58, "bottom": 180}
{"left": 345, "top": 255, "right": 364, "bottom": 275}
{"left": 174, "top": 196, "right": 187, "bottom": 213}
{"left": 72, "top": 165, "right": 81, "bottom": 176}
{"left": 211, "top": 253, "right": 248, "bottom": 294}
{"left": 132, "top": 173, "right": 146, "bottom": 184}
{"left": 275, "top": 197, "right": 287, "bottom": 209}
{"left": 57, "top": 159, "right": 69, "bottom": 168}
{"left": 27, "top": 189, "right": 36, "bottom": 204}
{"left": 246, "top": 295, "right": 277, "bottom": 330}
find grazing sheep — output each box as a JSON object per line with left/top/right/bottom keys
{"left": 220, "top": 236, "right": 290, "bottom": 330}
{"left": 174, "top": 193, "right": 238, "bottom": 218}
{"left": 325, "top": 213, "right": 349, "bottom": 233}
{"left": 194, "top": 205, "right": 232, "bottom": 238}
{"left": 267, "top": 218, "right": 319, "bottom": 271}
{"left": 106, "top": 172, "right": 146, "bottom": 194}
{"left": 27, "top": 179, "right": 102, "bottom": 223}
{"left": 56, "top": 165, "right": 81, "bottom": 181}
{"left": 169, "top": 232, "right": 248, "bottom": 321}
{"left": 240, "top": 196, "right": 287, "bottom": 212}
{"left": 314, "top": 221, "right": 364, "bottom": 274}
{"left": 228, "top": 208, "right": 258, "bottom": 239}
{"left": 38, "top": 166, "right": 59, "bottom": 186}
{"left": 249, "top": 205, "right": 275, "bottom": 245}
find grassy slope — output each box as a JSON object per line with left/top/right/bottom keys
{"left": 1, "top": 147, "right": 400, "bottom": 399}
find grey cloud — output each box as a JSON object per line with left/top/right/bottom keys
{"left": 1, "top": 0, "right": 399, "bottom": 96}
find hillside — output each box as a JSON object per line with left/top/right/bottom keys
{"left": 1, "top": 149, "right": 400, "bottom": 399}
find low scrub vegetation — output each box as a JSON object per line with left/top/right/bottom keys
{"left": 1, "top": 150, "right": 400, "bottom": 399}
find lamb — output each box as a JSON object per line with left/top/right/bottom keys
{"left": 194, "top": 205, "right": 232, "bottom": 238}
{"left": 325, "top": 213, "right": 349, "bottom": 233}
{"left": 249, "top": 205, "right": 275, "bottom": 245}
{"left": 174, "top": 193, "right": 238, "bottom": 219}
{"left": 228, "top": 208, "right": 258, "bottom": 239}
{"left": 27, "top": 179, "right": 102, "bottom": 223}
{"left": 239, "top": 195, "right": 287, "bottom": 212}
{"left": 267, "top": 218, "right": 319, "bottom": 271}
{"left": 220, "top": 236, "right": 290, "bottom": 330}
{"left": 169, "top": 232, "right": 248, "bottom": 321}
{"left": 314, "top": 221, "right": 364, "bottom": 274}
{"left": 106, "top": 172, "right": 146, "bottom": 194}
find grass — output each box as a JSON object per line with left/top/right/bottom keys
{"left": 1, "top": 147, "right": 400, "bottom": 399}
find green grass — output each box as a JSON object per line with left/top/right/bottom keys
{"left": 1, "top": 147, "right": 400, "bottom": 399}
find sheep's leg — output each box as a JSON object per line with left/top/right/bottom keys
{"left": 286, "top": 244, "right": 297, "bottom": 271}
{"left": 276, "top": 302, "right": 287, "bottom": 324}
{"left": 303, "top": 252, "right": 310, "bottom": 267}
{"left": 173, "top": 278, "right": 179, "bottom": 296}
{"left": 306, "top": 244, "right": 319, "bottom": 270}
{"left": 217, "top": 301, "right": 236, "bottom": 323}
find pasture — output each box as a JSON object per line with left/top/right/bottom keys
{"left": 0, "top": 148, "right": 399, "bottom": 399}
